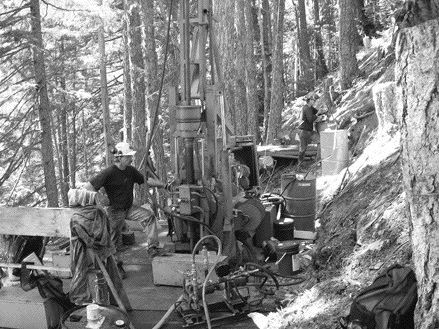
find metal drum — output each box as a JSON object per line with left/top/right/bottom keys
{"left": 281, "top": 174, "right": 316, "bottom": 240}
{"left": 61, "top": 305, "right": 130, "bottom": 329}
{"left": 320, "top": 129, "right": 349, "bottom": 175}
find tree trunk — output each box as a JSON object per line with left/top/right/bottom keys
{"left": 97, "top": 0, "right": 112, "bottom": 166}
{"left": 127, "top": 0, "right": 147, "bottom": 203}
{"left": 214, "top": 0, "right": 236, "bottom": 131}
{"left": 339, "top": 0, "right": 359, "bottom": 89}
{"left": 265, "top": 0, "right": 285, "bottom": 145}
{"left": 122, "top": 0, "right": 133, "bottom": 143}
{"left": 396, "top": 18, "right": 439, "bottom": 329}
{"left": 142, "top": 0, "right": 167, "bottom": 216}
{"left": 313, "top": 0, "right": 329, "bottom": 81}
{"left": 59, "top": 39, "right": 69, "bottom": 205}
{"left": 68, "top": 107, "right": 76, "bottom": 189}
{"left": 321, "top": 0, "right": 337, "bottom": 71}
{"left": 235, "top": 0, "right": 248, "bottom": 136}
{"left": 297, "top": 0, "right": 313, "bottom": 91}
{"left": 259, "top": 0, "right": 272, "bottom": 143}
{"left": 30, "top": 0, "right": 59, "bottom": 207}
{"left": 244, "top": 0, "right": 259, "bottom": 140}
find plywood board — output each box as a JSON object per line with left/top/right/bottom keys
{"left": 0, "top": 207, "right": 74, "bottom": 237}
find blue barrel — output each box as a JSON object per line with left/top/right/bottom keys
{"left": 281, "top": 174, "right": 316, "bottom": 239}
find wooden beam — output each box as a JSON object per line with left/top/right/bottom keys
{"left": 0, "top": 262, "right": 70, "bottom": 272}
{"left": 0, "top": 207, "right": 75, "bottom": 237}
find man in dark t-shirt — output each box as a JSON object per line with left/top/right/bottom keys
{"left": 84, "top": 142, "right": 164, "bottom": 277}
{"left": 298, "top": 96, "right": 319, "bottom": 164}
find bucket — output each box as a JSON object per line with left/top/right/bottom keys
{"left": 62, "top": 305, "right": 130, "bottom": 328}
{"left": 254, "top": 204, "right": 276, "bottom": 247}
{"left": 273, "top": 217, "right": 294, "bottom": 241}
{"left": 281, "top": 174, "right": 316, "bottom": 240}
{"left": 275, "top": 241, "right": 300, "bottom": 276}
{"left": 320, "top": 130, "right": 349, "bottom": 175}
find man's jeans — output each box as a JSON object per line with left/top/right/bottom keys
{"left": 107, "top": 204, "right": 159, "bottom": 260}
{"left": 299, "top": 130, "right": 313, "bottom": 163}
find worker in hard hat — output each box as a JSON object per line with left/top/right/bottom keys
{"left": 84, "top": 142, "right": 165, "bottom": 278}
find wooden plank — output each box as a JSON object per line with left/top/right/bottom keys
{"left": 0, "top": 207, "right": 75, "bottom": 237}
{"left": 257, "top": 144, "right": 318, "bottom": 159}
{"left": 0, "top": 262, "right": 70, "bottom": 272}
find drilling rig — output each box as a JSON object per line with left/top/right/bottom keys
{"left": 152, "top": 2, "right": 297, "bottom": 327}
{"left": 166, "top": 0, "right": 264, "bottom": 260}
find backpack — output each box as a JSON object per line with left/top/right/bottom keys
{"left": 344, "top": 264, "right": 418, "bottom": 329}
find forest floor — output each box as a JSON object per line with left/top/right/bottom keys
{"left": 258, "top": 31, "right": 412, "bottom": 329}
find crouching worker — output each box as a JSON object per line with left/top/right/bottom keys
{"left": 84, "top": 142, "right": 166, "bottom": 279}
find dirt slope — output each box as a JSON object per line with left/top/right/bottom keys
{"left": 260, "top": 30, "right": 412, "bottom": 329}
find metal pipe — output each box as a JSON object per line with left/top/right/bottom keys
{"left": 184, "top": 138, "right": 195, "bottom": 183}
{"left": 184, "top": 0, "right": 191, "bottom": 104}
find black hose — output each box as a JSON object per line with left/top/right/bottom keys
{"left": 163, "top": 209, "right": 217, "bottom": 236}
{"left": 202, "top": 186, "right": 219, "bottom": 224}
{"left": 244, "top": 262, "right": 280, "bottom": 290}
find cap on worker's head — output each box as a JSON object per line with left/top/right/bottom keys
{"left": 113, "top": 142, "right": 136, "bottom": 157}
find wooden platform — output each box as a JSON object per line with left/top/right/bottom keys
{"left": 257, "top": 144, "right": 318, "bottom": 160}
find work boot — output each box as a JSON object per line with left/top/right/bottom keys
{"left": 117, "top": 261, "right": 127, "bottom": 280}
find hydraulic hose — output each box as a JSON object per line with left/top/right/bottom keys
{"left": 192, "top": 235, "right": 222, "bottom": 329}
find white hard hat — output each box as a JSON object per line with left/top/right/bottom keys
{"left": 114, "top": 142, "right": 136, "bottom": 156}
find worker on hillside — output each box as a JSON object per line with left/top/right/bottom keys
{"left": 298, "top": 96, "right": 320, "bottom": 165}
{"left": 84, "top": 142, "right": 165, "bottom": 278}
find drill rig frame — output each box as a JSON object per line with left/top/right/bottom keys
{"left": 167, "top": 0, "right": 261, "bottom": 257}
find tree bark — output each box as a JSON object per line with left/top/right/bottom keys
{"left": 313, "top": 0, "right": 329, "bottom": 81}
{"left": 214, "top": 0, "right": 236, "bottom": 131}
{"left": 339, "top": 0, "right": 359, "bottom": 89}
{"left": 259, "top": 0, "right": 272, "bottom": 143}
{"left": 30, "top": 0, "right": 59, "bottom": 207}
{"left": 235, "top": 0, "right": 248, "bottom": 136}
{"left": 59, "top": 38, "right": 69, "bottom": 205}
{"left": 320, "top": 0, "right": 337, "bottom": 71}
{"left": 395, "top": 18, "right": 439, "bottom": 329}
{"left": 297, "top": 0, "right": 313, "bottom": 91}
{"left": 244, "top": 0, "right": 259, "bottom": 140}
{"left": 97, "top": 0, "right": 112, "bottom": 166}
{"left": 127, "top": 0, "right": 147, "bottom": 203}
{"left": 142, "top": 0, "right": 167, "bottom": 216}
{"left": 122, "top": 0, "right": 133, "bottom": 144}
{"left": 265, "top": 0, "right": 285, "bottom": 144}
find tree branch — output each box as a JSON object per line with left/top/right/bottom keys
{"left": 40, "top": 0, "right": 90, "bottom": 12}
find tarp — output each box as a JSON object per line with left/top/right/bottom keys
{"left": 68, "top": 205, "right": 120, "bottom": 305}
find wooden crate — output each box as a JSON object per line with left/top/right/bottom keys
{"left": 0, "top": 286, "right": 50, "bottom": 329}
